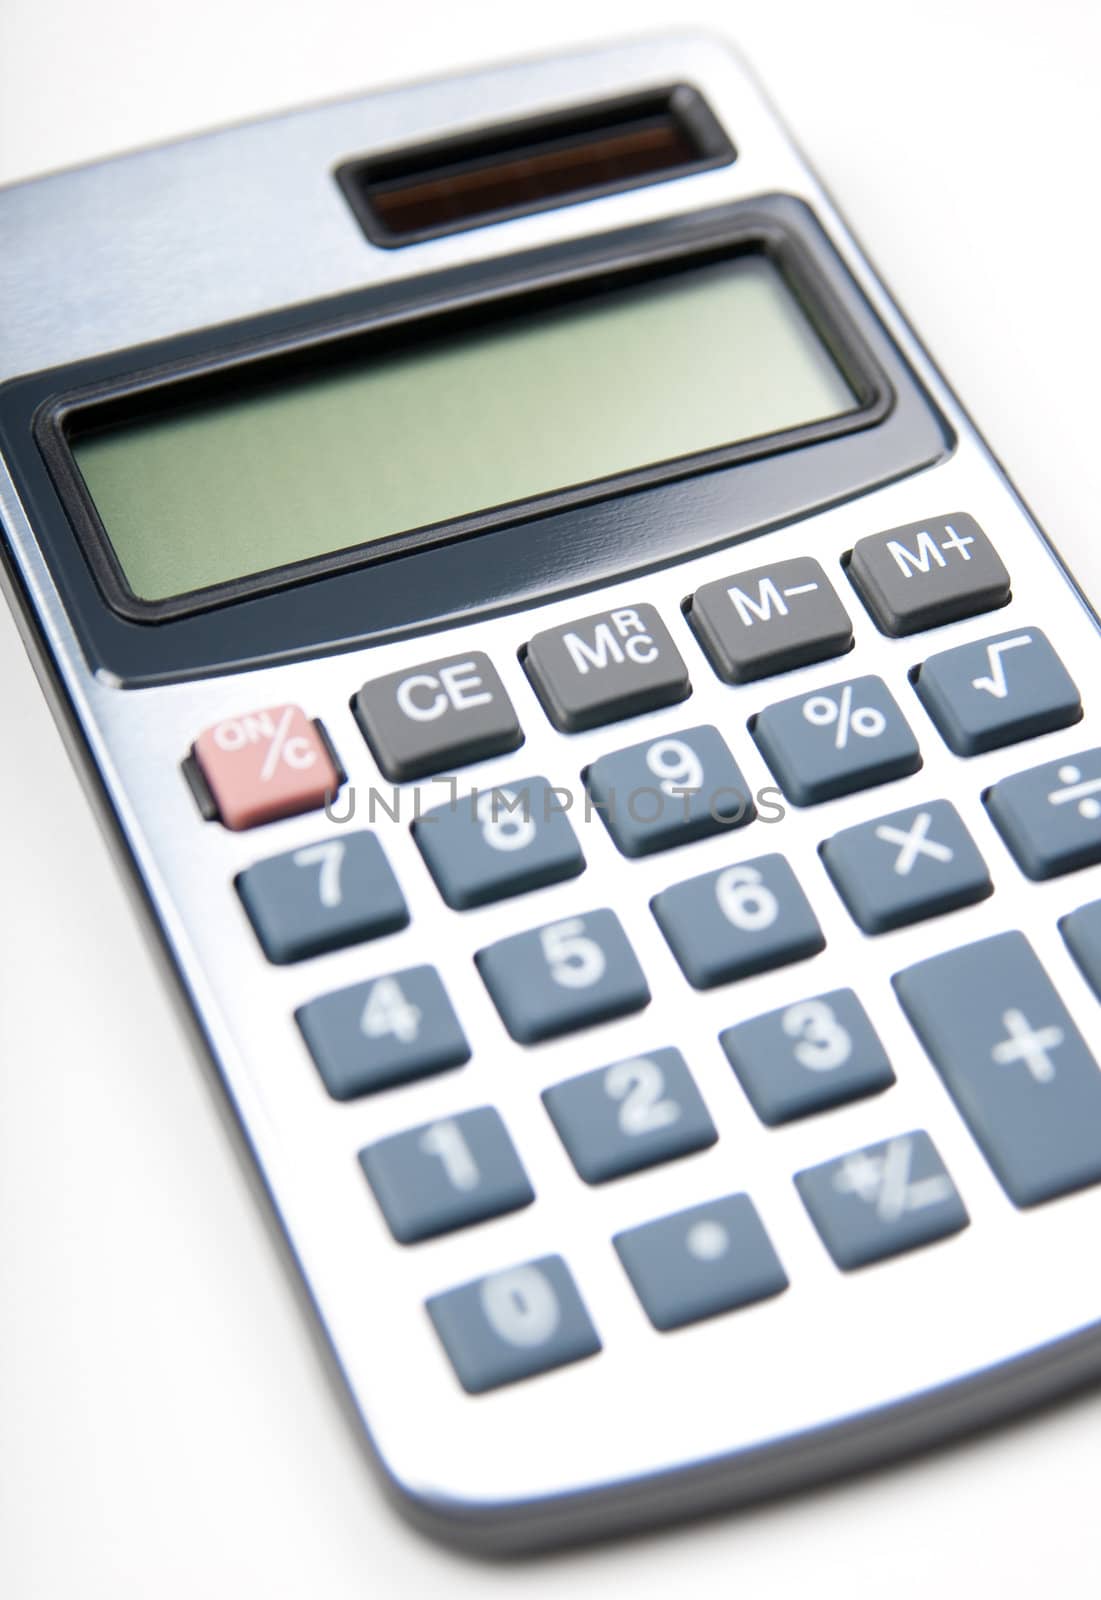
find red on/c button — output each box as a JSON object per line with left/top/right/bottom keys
{"left": 191, "top": 705, "right": 341, "bottom": 830}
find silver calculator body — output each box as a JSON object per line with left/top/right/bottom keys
{"left": 4, "top": 33, "right": 1101, "bottom": 1553}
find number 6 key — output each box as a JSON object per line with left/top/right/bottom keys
{"left": 652, "top": 853, "right": 825, "bottom": 989}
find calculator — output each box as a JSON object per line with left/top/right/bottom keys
{"left": 4, "top": 33, "right": 1101, "bottom": 1555}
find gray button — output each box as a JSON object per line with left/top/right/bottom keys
{"left": 237, "top": 829, "right": 408, "bottom": 963}
{"left": 821, "top": 799, "right": 992, "bottom": 934}
{"left": 914, "top": 627, "right": 1081, "bottom": 756}
{"left": 894, "top": 931, "right": 1101, "bottom": 1206}
{"left": 427, "top": 1255, "right": 601, "bottom": 1394}
{"left": 585, "top": 725, "right": 755, "bottom": 858}
{"left": 353, "top": 651, "right": 522, "bottom": 781}
{"left": 796, "top": 1131, "right": 968, "bottom": 1269}
{"left": 542, "top": 1048, "right": 717, "bottom": 1183}
{"left": 721, "top": 988, "right": 895, "bottom": 1126}
{"left": 524, "top": 603, "right": 690, "bottom": 731}
{"left": 651, "top": 853, "right": 824, "bottom": 990}
{"left": 297, "top": 965, "right": 469, "bottom": 1101}
{"left": 985, "top": 748, "right": 1101, "bottom": 879}
{"left": 359, "top": 1107, "right": 533, "bottom": 1243}
{"left": 752, "top": 674, "right": 921, "bottom": 806}
{"left": 614, "top": 1194, "right": 788, "bottom": 1331}
{"left": 689, "top": 557, "right": 852, "bottom": 684}
{"left": 413, "top": 775, "right": 585, "bottom": 909}
{"left": 476, "top": 909, "right": 650, "bottom": 1044}
{"left": 1060, "top": 900, "right": 1101, "bottom": 999}
{"left": 848, "top": 512, "right": 1010, "bottom": 636}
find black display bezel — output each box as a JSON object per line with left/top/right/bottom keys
{"left": 0, "top": 196, "right": 951, "bottom": 685}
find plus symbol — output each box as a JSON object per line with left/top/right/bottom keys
{"left": 940, "top": 523, "right": 974, "bottom": 561}
{"left": 990, "top": 1008, "right": 1064, "bottom": 1084}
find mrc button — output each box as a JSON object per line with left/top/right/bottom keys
{"left": 690, "top": 557, "right": 852, "bottom": 684}
{"left": 847, "top": 512, "right": 1010, "bottom": 636}
{"left": 524, "top": 603, "right": 690, "bottom": 731}
{"left": 353, "top": 651, "right": 522, "bottom": 781}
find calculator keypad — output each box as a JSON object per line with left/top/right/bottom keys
{"left": 847, "top": 512, "right": 1010, "bottom": 636}
{"left": 796, "top": 1132, "right": 969, "bottom": 1269}
{"left": 689, "top": 556, "right": 852, "bottom": 683}
{"left": 914, "top": 627, "right": 1081, "bottom": 755}
{"left": 821, "top": 799, "right": 992, "bottom": 934}
{"left": 985, "top": 748, "right": 1101, "bottom": 879}
{"left": 297, "top": 966, "right": 470, "bottom": 1100}
{"left": 476, "top": 910, "right": 650, "bottom": 1043}
{"left": 894, "top": 932, "right": 1101, "bottom": 1206}
{"left": 523, "top": 603, "right": 690, "bottom": 731}
{"left": 413, "top": 775, "right": 585, "bottom": 908}
{"left": 426, "top": 1257, "right": 601, "bottom": 1394}
{"left": 585, "top": 725, "right": 754, "bottom": 857}
{"left": 614, "top": 1195, "right": 788, "bottom": 1331}
{"left": 752, "top": 674, "right": 921, "bottom": 805}
{"left": 353, "top": 651, "right": 522, "bottom": 780}
{"left": 359, "top": 1107, "right": 534, "bottom": 1243}
{"left": 721, "top": 989, "right": 895, "bottom": 1126}
{"left": 237, "top": 830, "right": 408, "bottom": 962}
{"left": 652, "top": 853, "right": 824, "bottom": 989}
{"left": 542, "top": 1048, "right": 717, "bottom": 1183}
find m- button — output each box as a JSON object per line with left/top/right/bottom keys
{"left": 524, "top": 603, "right": 690, "bottom": 731}
{"left": 689, "top": 557, "right": 852, "bottom": 683}
{"left": 848, "top": 512, "right": 1010, "bottom": 636}
{"left": 353, "top": 651, "right": 523, "bottom": 781}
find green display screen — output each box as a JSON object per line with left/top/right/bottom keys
{"left": 72, "top": 255, "right": 856, "bottom": 603}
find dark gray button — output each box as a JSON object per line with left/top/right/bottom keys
{"left": 413, "top": 775, "right": 585, "bottom": 909}
{"left": 476, "top": 909, "right": 650, "bottom": 1044}
{"left": 914, "top": 627, "right": 1081, "bottom": 756}
{"left": 796, "top": 1131, "right": 968, "bottom": 1269}
{"left": 721, "top": 988, "right": 895, "bottom": 1125}
{"left": 523, "top": 603, "right": 690, "bottom": 731}
{"left": 1061, "top": 900, "right": 1101, "bottom": 999}
{"left": 237, "top": 830, "right": 408, "bottom": 963}
{"left": 542, "top": 1048, "right": 717, "bottom": 1183}
{"left": 689, "top": 557, "right": 852, "bottom": 684}
{"left": 427, "top": 1255, "right": 600, "bottom": 1394}
{"left": 751, "top": 674, "right": 921, "bottom": 806}
{"left": 848, "top": 512, "right": 1010, "bottom": 636}
{"left": 985, "top": 749, "right": 1101, "bottom": 879}
{"left": 614, "top": 1194, "right": 788, "bottom": 1330}
{"left": 297, "top": 966, "right": 469, "bottom": 1101}
{"left": 585, "top": 725, "right": 755, "bottom": 858}
{"left": 651, "top": 853, "right": 824, "bottom": 990}
{"left": 894, "top": 931, "right": 1101, "bottom": 1206}
{"left": 821, "top": 799, "right": 992, "bottom": 934}
{"left": 353, "top": 651, "right": 522, "bottom": 781}
{"left": 359, "top": 1107, "right": 533, "bottom": 1243}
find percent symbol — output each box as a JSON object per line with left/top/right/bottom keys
{"left": 1047, "top": 765, "right": 1101, "bottom": 821}
{"left": 802, "top": 684, "right": 886, "bottom": 749}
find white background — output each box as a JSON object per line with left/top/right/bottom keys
{"left": 2, "top": 2, "right": 1100, "bottom": 1594}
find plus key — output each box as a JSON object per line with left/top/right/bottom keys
{"left": 190, "top": 705, "right": 342, "bottom": 830}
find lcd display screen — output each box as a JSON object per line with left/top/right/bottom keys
{"left": 71, "top": 254, "right": 857, "bottom": 602}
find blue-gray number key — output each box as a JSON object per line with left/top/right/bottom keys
{"left": 651, "top": 853, "right": 824, "bottom": 990}
{"left": 985, "top": 748, "right": 1101, "bottom": 879}
{"left": 475, "top": 909, "right": 650, "bottom": 1043}
{"left": 237, "top": 830, "right": 408, "bottom": 962}
{"left": 427, "top": 1256, "right": 601, "bottom": 1393}
{"left": 914, "top": 627, "right": 1080, "bottom": 755}
{"left": 297, "top": 966, "right": 470, "bottom": 1100}
{"left": 614, "top": 1194, "right": 788, "bottom": 1330}
{"left": 721, "top": 988, "right": 895, "bottom": 1125}
{"left": 796, "top": 1131, "right": 969, "bottom": 1269}
{"left": 359, "top": 1107, "right": 533, "bottom": 1243}
{"left": 413, "top": 775, "right": 585, "bottom": 908}
{"left": 894, "top": 931, "right": 1101, "bottom": 1205}
{"left": 751, "top": 674, "right": 921, "bottom": 806}
{"left": 542, "top": 1048, "right": 717, "bottom": 1183}
{"left": 584, "top": 725, "right": 755, "bottom": 857}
